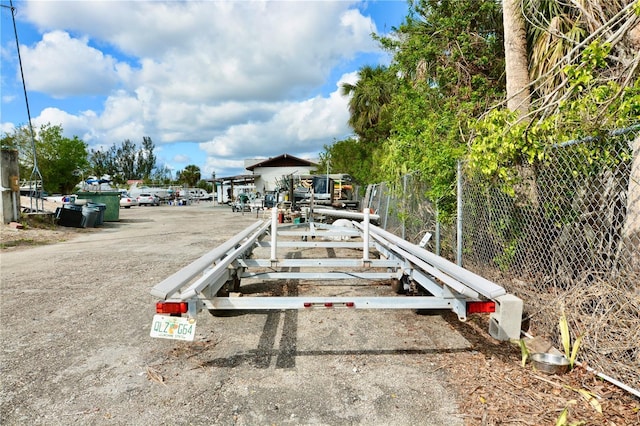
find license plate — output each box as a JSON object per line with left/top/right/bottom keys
{"left": 150, "top": 315, "right": 197, "bottom": 341}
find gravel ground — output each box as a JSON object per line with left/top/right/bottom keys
{"left": 1, "top": 203, "right": 467, "bottom": 425}
{"left": 2, "top": 202, "right": 638, "bottom": 425}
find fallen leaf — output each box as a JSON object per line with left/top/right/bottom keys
{"left": 577, "top": 389, "right": 602, "bottom": 414}
{"left": 146, "top": 366, "right": 166, "bottom": 385}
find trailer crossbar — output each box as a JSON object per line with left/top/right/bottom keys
{"left": 240, "top": 271, "right": 401, "bottom": 280}
{"left": 204, "top": 296, "right": 453, "bottom": 310}
{"left": 240, "top": 259, "right": 401, "bottom": 268}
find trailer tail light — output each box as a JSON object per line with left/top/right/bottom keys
{"left": 466, "top": 301, "right": 496, "bottom": 315}
{"left": 156, "top": 302, "right": 188, "bottom": 314}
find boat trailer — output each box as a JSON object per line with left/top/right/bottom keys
{"left": 150, "top": 208, "right": 523, "bottom": 342}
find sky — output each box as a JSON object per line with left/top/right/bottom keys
{"left": 1, "top": 0, "right": 409, "bottom": 180}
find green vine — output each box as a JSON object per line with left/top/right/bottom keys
{"left": 468, "top": 40, "right": 640, "bottom": 196}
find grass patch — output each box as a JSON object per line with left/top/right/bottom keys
{"left": 21, "top": 213, "right": 56, "bottom": 229}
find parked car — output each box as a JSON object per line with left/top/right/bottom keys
{"left": 137, "top": 193, "right": 159, "bottom": 206}
{"left": 120, "top": 194, "right": 138, "bottom": 208}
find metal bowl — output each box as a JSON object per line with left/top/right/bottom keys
{"left": 531, "top": 353, "right": 570, "bottom": 374}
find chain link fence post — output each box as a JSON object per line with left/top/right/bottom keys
{"left": 456, "top": 160, "right": 463, "bottom": 267}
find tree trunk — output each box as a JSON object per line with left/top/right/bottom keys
{"left": 503, "top": 0, "right": 530, "bottom": 117}
{"left": 623, "top": 134, "right": 640, "bottom": 273}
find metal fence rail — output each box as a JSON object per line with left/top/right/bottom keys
{"left": 367, "top": 126, "right": 639, "bottom": 393}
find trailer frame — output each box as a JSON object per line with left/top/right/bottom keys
{"left": 150, "top": 208, "right": 523, "bottom": 342}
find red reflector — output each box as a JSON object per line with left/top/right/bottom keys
{"left": 324, "top": 302, "right": 333, "bottom": 307}
{"left": 156, "top": 302, "right": 188, "bottom": 314}
{"left": 345, "top": 302, "right": 355, "bottom": 308}
{"left": 466, "top": 301, "right": 496, "bottom": 314}
{"left": 303, "top": 302, "right": 312, "bottom": 308}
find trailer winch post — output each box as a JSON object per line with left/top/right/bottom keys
{"left": 363, "top": 207, "right": 370, "bottom": 262}
{"left": 270, "top": 206, "right": 278, "bottom": 262}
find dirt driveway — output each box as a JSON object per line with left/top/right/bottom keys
{"left": 1, "top": 203, "right": 472, "bottom": 425}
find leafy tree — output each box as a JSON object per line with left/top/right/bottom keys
{"left": 88, "top": 145, "right": 116, "bottom": 183}
{"left": 149, "top": 164, "right": 173, "bottom": 185}
{"left": 325, "top": 0, "right": 506, "bottom": 201}
{"left": 1, "top": 123, "right": 88, "bottom": 194}
{"left": 374, "top": 0, "right": 506, "bottom": 216}
{"left": 87, "top": 137, "right": 158, "bottom": 185}
{"left": 196, "top": 180, "right": 213, "bottom": 193}
{"left": 1, "top": 131, "right": 16, "bottom": 147}
{"left": 114, "top": 140, "right": 137, "bottom": 182}
{"left": 88, "top": 148, "right": 112, "bottom": 180}
{"left": 524, "top": 0, "right": 639, "bottom": 115}
{"left": 316, "top": 137, "right": 382, "bottom": 185}
{"left": 380, "top": 86, "right": 466, "bottom": 209}
{"left": 136, "top": 136, "right": 156, "bottom": 180}
{"left": 176, "top": 165, "right": 201, "bottom": 187}
{"left": 469, "top": 0, "right": 640, "bottom": 188}
{"left": 322, "top": 64, "right": 397, "bottom": 184}
{"left": 469, "top": 43, "right": 640, "bottom": 191}
{"left": 379, "top": 0, "right": 505, "bottom": 108}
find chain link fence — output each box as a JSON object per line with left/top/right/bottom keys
{"left": 364, "top": 176, "right": 458, "bottom": 259}
{"left": 366, "top": 125, "right": 639, "bottom": 393}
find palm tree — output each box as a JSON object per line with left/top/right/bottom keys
{"left": 503, "top": 0, "right": 531, "bottom": 117}
{"left": 624, "top": 133, "right": 640, "bottom": 269}
{"left": 177, "top": 164, "right": 201, "bottom": 187}
{"left": 341, "top": 65, "right": 396, "bottom": 143}
{"left": 523, "top": 0, "right": 639, "bottom": 117}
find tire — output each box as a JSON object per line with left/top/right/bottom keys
{"left": 390, "top": 278, "right": 405, "bottom": 294}
{"left": 391, "top": 274, "right": 411, "bottom": 295}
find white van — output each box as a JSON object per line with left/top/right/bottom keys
{"left": 178, "top": 188, "right": 212, "bottom": 201}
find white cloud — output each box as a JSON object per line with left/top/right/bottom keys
{"left": 22, "top": 1, "right": 378, "bottom": 104}
{"left": 34, "top": 107, "right": 89, "bottom": 136}
{"left": 198, "top": 73, "right": 353, "bottom": 160}
{"left": 7, "top": 0, "right": 395, "bottom": 177}
{"left": 1, "top": 122, "right": 16, "bottom": 135}
{"left": 173, "top": 154, "right": 190, "bottom": 164}
{"left": 203, "top": 156, "right": 248, "bottom": 178}
{"left": 21, "top": 31, "right": 120, "bottom": 97}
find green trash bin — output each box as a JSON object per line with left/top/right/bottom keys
{"left": 76, "top": 191, "right": 120, "bottom": 222}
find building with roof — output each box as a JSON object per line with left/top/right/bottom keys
{"left": 213, "top": 153, "right": 318, "bottom": 203}
{"left": 245, "top": 154, "right": 318, "bottom": 194}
